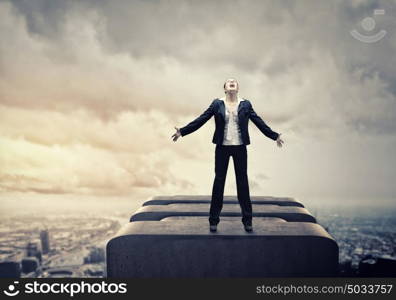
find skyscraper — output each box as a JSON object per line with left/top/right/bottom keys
{"left": 40, "top": 229, "right": 50, "bottom": 254}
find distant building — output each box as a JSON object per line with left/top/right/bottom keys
{"left": 359, "top": 254, "right": 396, "bottom": 277}
{"left": 0, "top": 261, "right": 21, "bottom": 278}
{"left": 40, "top": 229, "right": 50, "bottom": 254}
{"left": 84, "top": 266, "right": 104, "bottom": 277}
{"left": 44, "top": 268, "right": 74, "bottom": 278}
{"left": 21, "top": 257, "right": 39, "bottom": 274}
{"left": 84, "top": 247, "right": 105, "bottom": 264}
{"left": 26, "top": 242, "right": 42, "bottom": 263}
{"left": 338, "top": 260, "right": 357, "bottom": 277}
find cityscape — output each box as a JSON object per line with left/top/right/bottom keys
{"left": 0, "top": 211, "right": 128, "bottom": 278}
{"left": 316, "top": 205, "right": 396, "bottom": 276}
{"left": 0, "top": 203, "right": 395, "bottom": 277}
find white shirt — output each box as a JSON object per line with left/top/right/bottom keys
{"left": 220, "top": 97, "right": 243, "bottom": 145}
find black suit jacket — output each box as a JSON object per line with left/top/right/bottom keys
{"left": 179, "top": 98, "right": 279, "bottom": 145}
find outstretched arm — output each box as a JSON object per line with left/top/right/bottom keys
{"left": 248, "top": 101, "right": 280, "bottom": 141}
{"left": 178, "top": 100, "right": 217, "bottom": 137}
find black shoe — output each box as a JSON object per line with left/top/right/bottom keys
{"left": 244, "top": 224, "right": 253, "bottom": 232}
{"left": 209, "top": 224, "right": 217, "bottom": 232}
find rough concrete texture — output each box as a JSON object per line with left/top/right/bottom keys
{"left": 106, "top": 219, "right": 339, "bottom": 278}
{"left": 130, "top": 204, "right": 316, "bottom": 223}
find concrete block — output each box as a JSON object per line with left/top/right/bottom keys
{"left": 106, "top": 219, "right": 338, "bottom": 278}
{"left": 143, "top": 195, "right": 304, "bottom": 207}
{"left": 130, "top": 204, "right": 316, "bottom": 223}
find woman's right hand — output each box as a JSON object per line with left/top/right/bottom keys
{"left": 276, "top": 133, "right": 284, "bottom": 148}
{"left": 171, "top": 126, "right": 181, "bottom": 142}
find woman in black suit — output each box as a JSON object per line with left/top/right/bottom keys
{"left": 171, "top": 78, "right": 284, "bottom": 232}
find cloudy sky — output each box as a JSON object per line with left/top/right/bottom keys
{"left": 1, "top": 0, "right": 396, "bottom": 214}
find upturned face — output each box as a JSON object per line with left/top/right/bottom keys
{"left": 224, "top": 78, "right": 239, "bottom": 94}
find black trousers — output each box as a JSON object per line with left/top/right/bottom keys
{"left": 209, "top": 144, "right": 252, "bottom": 226}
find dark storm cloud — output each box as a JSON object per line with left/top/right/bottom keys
{"left": 9, "top": 0, "right": 70, "bottom": 38}
{"left": 1, "top": 0, "right": 396, "bottom": 199}
{"left": 3, "top": 0, "right": 396, "bottom": 135}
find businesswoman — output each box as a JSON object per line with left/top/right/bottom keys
{"left": 171, "top": 78, "right": 284, "bottom": 233}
